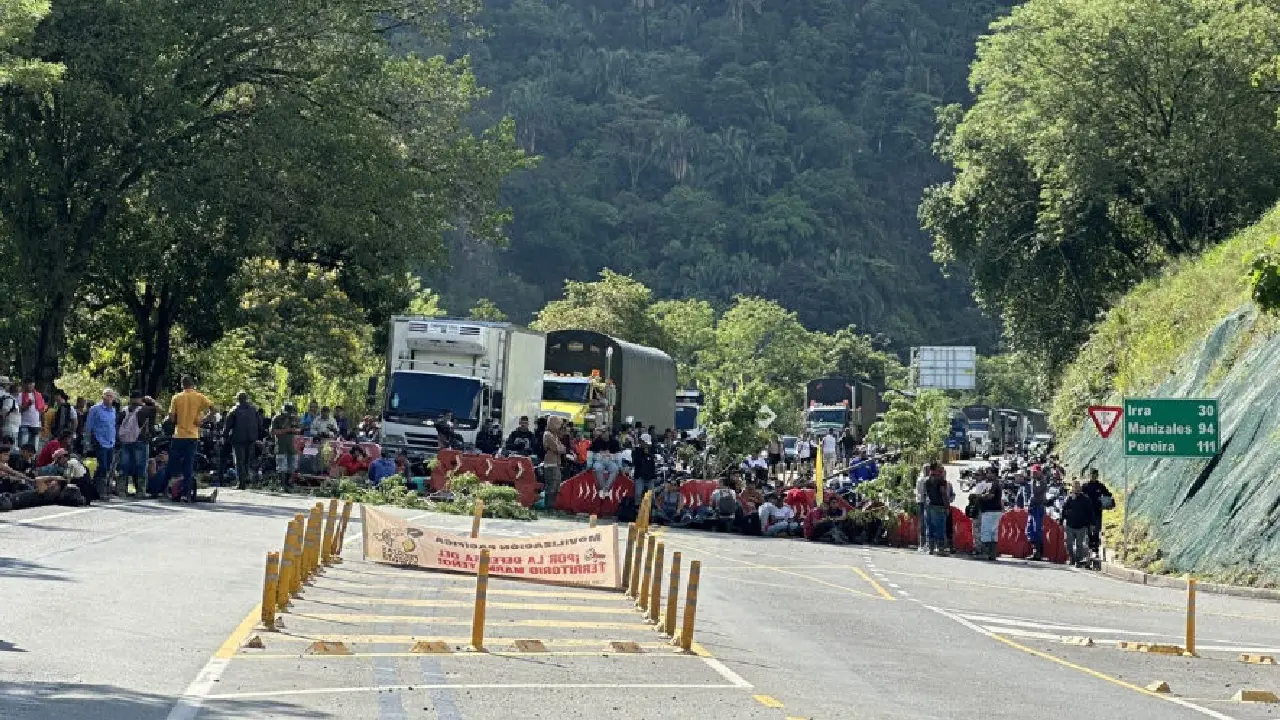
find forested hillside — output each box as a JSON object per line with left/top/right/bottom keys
{"left": 432, "top": 0, "right": 1014, "bottom": 348}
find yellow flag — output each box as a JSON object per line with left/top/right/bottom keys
{"left": 814, "top": 449, "right": 824, "bottom": 504}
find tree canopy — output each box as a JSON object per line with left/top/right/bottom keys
{"left": 922, "top": 0, "right": 1280, "bottom": 370}
{"left": 430, "top": 0, "right": 1013, "bottom": 351}
{"left": 0, "top": 0, "right": 524, "bottom": 396}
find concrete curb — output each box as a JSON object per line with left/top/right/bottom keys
{"left": 1100, "top": 562, "right": 1280, "bottom": 602}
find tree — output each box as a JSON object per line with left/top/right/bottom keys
{"left": 648, "top": 298, "right": 716, "bottom": 385}
{"left": 962, "top": 353, "right": 1048, "bottom": 410}
{"left": 531, "top": 269, "right": 667, "bottom": 347}
{"left": 868, "top": 390, "right": 950, "bottom": 467}
{"left": 467, "top": 298, "right": 509, "bottom": 321}
{"left": 922, "top": 0, "right": 1280, "bottom": 370}
{"left": 0, "top": 0, "right": 524, "bottom": 391}
{"left": 819, "top": 326, "right": 903, "bottom": 385}
{"left": 0, "top": 0, "right": 61, "bottom": 89}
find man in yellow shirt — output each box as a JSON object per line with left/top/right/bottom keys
{"left": 168, "top": 375, "right": 212, "bottom": 503}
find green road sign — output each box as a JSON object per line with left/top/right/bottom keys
{"left": 1122, "top": 397, "right": 1220, "bottom": 458}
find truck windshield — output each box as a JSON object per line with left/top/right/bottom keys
{"left": 807, "top": 409, "right": 849, "bottom": 425}
{"left": 675, "top": 405, "right": 699, "bottom": 431}
{"left": 385, "top": 373, "right": 482, "bottom": 423}
{"left": 543, "top": 380, "right": 592, "bottom": 404}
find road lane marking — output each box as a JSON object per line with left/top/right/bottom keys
{"left": 247, "top": 634, "right": 665, "bottom": 645}
{"left": 236, "top": 649, "right": 696, "bottom": 659}
{"left": 923, "top": 604, "right": 1237, "bottom": 720}
{"left": 851, "top": 567, "right": 895, "bottom": 601}
{"left": 754, "top": 694, "right": 785, "bottom": 708}
{"left": 165, "top": 604, "right": 262, "bottom": 720}
{"left": 297, "top": 598, "right": 638, "bottom": 615}
{"left": 689, "top": 641, "right": 754, "bottom": 688}
{"left": 290, "top": 613, "right": 652, "bottom": 630}
{"left": 697, "top": 574, "right": 851, "bottom": 595}
{"left": 660, "top": 537, "right": 875, "bottom": 598}
{"left": 2, "top": 507, "right": 94, "bottom": 525}
{"left": 205, "top": 682, "right": 746, "bottom": 699}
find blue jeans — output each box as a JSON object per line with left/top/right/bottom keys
{"left": 632, "top": 476, "right": 652, "bottom": 503}
{"left": 18, "top": 426, "right": 41, "bottom": 450}
{"left": 592, "top": 456, "right": 619, "bottom": 492}
{"left": 169, "top": 438, "right": 198, "bottom": 499}
{"left": 925, "top": 505, "right": 949, "bottom": 549}
{"left": 120, "top": 442, "right": 149, "bottom": 485}
{"left": 1026, "top": 505, "right": 1045, "bottom": 545}
{"left": 94, "top": 445, "right": 114, "bottom": 496}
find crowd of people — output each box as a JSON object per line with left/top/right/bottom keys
{"left": 918, "top": 448, "right": 1114, "bottom": 567}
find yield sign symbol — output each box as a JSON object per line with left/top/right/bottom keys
{"left": 1087, "top": 405, "right": 1123, "bottom": 439}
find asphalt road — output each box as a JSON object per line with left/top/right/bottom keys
{"left": 3, "top": 487, "right": 1279, "bottom": 719}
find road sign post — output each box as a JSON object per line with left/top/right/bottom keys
{"left": 1113, "top": 397, "right": 1220, "bottom": 561}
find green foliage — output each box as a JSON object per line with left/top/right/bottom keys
{"left": 331, "top": 473, "right": 536, "bottom": 520}
{"left": 699, "top": 380, "right": 770, "bottom": 474}
{"left": 0, "top": 0, "right": 525, "bottom": 392}
{"left": 430, "top": 0, "right": 1010, "bottom": 350}
{"left": 649, "top": 298, "right": 716, "bottom": 387}
{"left": 923, "top": 0, "right": 1280, "bottom": 372}
{"left": 531, "top": 269, "right": 667, "bottom": 348}
{"left": 960, "top": 354, "right": 1049, "bottom": 411}
{"left": 0, "top": 0, "right": 62, "bottom": 89}
{"left": 1250, "top": 238, "right": 1280, "bottom": 313}
{"left": 1051, "top": 205, "right": 1280, "bottom": 436}
{"left": 467, "top": 298, "right": 508, "bottom": 322}
{"left": 868, "top": 390, "right": 949, "bottom": 467}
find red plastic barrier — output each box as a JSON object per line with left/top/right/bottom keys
{"left": 997, "top": 509, "right": 1068, "bottom": 563}
{"left": 430, "top": 450, "right": 541, "bottom": 507}
{"left": 785, "top": 488, "right": 856, "bottom": 518}
{"left": 680, "top": 480, "right": 718, "bottom": 509}
{"left": 892, "top": 513, "right": 919, "bottom": 546}
{"left": 554, "top": 471, "right": 635, "bottom": 516}
{"left": 951, "top": 507, "right": 974, "bottom": 553}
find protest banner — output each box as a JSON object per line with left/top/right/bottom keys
{"left": 361, "top": 506, "right": 621, "bottom": 589}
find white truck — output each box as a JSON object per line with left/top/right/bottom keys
{"left": 379, "top": 317, "right": 545, "bottom": 459}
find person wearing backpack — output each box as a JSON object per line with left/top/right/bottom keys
{"left": 709, "top": 476, "right": 740, "bottom": 532}
{"left": 116, "top": 391, "right": 156, "bottom": 496}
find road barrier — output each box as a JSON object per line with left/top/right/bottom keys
{"left": 472, "top": 548, "right": 491, "bottom": 651}
{"left": 621, "top": 523, "right": 637, "bottom": 588}
{"left": 332, "top": 500, "right": 353, "bottom": 559}
{"left": 1185, "top": 574, "right": 1197, "bottom": 656}
{"left": 277, "top": 519, "right": 300, "bottom": 610}
{"left": 649, "top": 542, "right": 665, "bottom": 623}
{"left": 261, "top": 552, "right": 280, "bottom": 630}
{"left": 639, "top": 535, "right": 656, "bottom": 614}
{"left": 628, "top": 528, "right": 646, "bottom": 598}
{"left": 304, "top": 504, "right": 323, "bottom": 582}
{"left": 471, "top": 498, "right": 485, "bottom": 538}
{"left": 678, "top": 560, "right": 701, "bottom": 652}
{"left": 289, "top": 513, "right": 306, "bottom": 595}
{"left": 664, "top": 551, "right": 681, "bottom": 637}
{"left": 321, "top": 499, "right": 338, "bottom": 565}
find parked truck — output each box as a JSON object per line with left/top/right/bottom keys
{"left": 380, "top": 317, "right": 546, "bottom": 459}
{"left": 804, "top": 378, "right": 855, "bottom": 435}
{"left": 540, "top": 329, "right": 676, "bottom": 430}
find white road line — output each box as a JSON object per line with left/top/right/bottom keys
{"left": 698, "top": 656, "right": 754, "bottom": 689}
{"left": 924, "top": 605, "right": 1237, "bottom": 720}
{"left": 953, "top": 613, "right": 1162, "bottom": 637}
{"left": 166, "top": 658, "right": 230, "bottom": 720}
{"left": 887, "top": 583, "right": 900, "bottom": 589}
{"left": 3, "top": 507, "right": 94, "bottom": 525}
{"left": 205, "top": 683, "right": 746, "bottom": 700}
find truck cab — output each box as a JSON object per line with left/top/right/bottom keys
{"left": 540, "top": 374, "right": 603, "bottom": 428}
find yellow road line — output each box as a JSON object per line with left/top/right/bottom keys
{"left": 237, "top": 649, "right": 693, "bottom": 660}
{"left": 258, "top": 635, "right": 659, "bottom": 645}
{"left": 754, "top": 694, "right": 785, "bottom": 708}
{"left": 301, "top": 597, "right": 636, "bottom": 615}
{"left": 661, "top": 537, "right": 875, "bottom": 599}
{"left": 851, "top": 567, "right": 895, "bottom": 601}
{"left": 988, "top": 634, "right": 1235, "bottom": 720}
{"left": 291, "top": 613, "right": 651, "bottom": 630}
{"left": 216, "top": 604, "right": 264, "bottom": 660}
{"left": 697, "top": 574, "right": 850, "bottom": 595}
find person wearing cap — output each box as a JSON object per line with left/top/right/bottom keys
{"left": 630, "top": 432, "right": 656, "bottom": 501}
{"left": 271, "top": 402, "right": 302, "bottom": 486}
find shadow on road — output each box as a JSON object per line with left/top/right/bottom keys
{"left": 0, "top": 681, "right": 327, "bottom": 720}
{"left": 0, "top": 557, "right": 69, "bottom": 582}
{"left": 0, "top": 640, "right": 25, "bottom": 652}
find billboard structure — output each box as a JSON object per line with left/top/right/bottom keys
{"left": 912, "top": 346, "right": 976, "bottom": 390}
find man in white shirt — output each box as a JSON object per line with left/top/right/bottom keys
{"left": 797, "top": 435, "right": 812, "bottom": 476}
{"left": 820, "top": 429, "right": 838, "bottom": 476}
{"left": 759, "top": 494, "right": 799, "bottom": 536}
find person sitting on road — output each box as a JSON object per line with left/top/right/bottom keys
{"left": 336, "top": 445, "right": 371, "bottom": 478}
{"left": 310, "top": 406, "right": 340, "bottom": 440}
{"left": 8, "top": 442, "right": 36, "bottom": 475}
{"left": 589, "top": 427, "right": 621, "bottom": 496}
{"left": 475, "top": 419, "right": 502, "bottom": 455}
{"left": 1061, "top": 480, "right": 1096, "bottom": 567}
{"left": 36, "top": 430, "right": 72, "bottom": 469}
{"left": 736, "top": 482, "right": 764, "bottom": 535}
{"left": 652, "top": 479, "right": 686, "bottom": 526}
{"left": 808, "top": 494, "right": 848, "bottom": 543}
{"left": 759, "top": 493, "right": 800, "bottom": 537}
{"left": 367, "top": 450, "right": 396, "bottom": 487}
{"left": 709, "top": 475, "right": 739, "bottom": 532}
